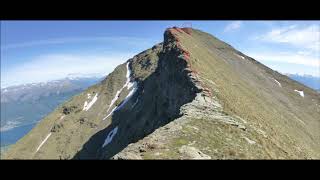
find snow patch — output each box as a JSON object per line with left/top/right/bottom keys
{"left": 103, "top": 61, "right": 138, "bottom": 120}
{"left": 235, "top": 53, "right": 245, "bottom": 60}
{"left": 125, "top": 62, "right": 132, "bottom": 82}
{"left": 127, "top": 81, "right": 135, "bottom": 90}
{"left": 106, "top": 89, "right": 122, "bottom": 112}
{"left": 106, "top": 62, "right": 132, "bottom": 112}
{"left": 243, "top": 137, "right": 256, "bottom": 144}
{"left": 273, "top": 79, "right": 282, "bottom": 87}
{"left": 102, "top": 126, "right": 118, "bottom": 147}
{"left": 103, "top": 106, "right": 117, "bottom": 120}
{"left": 116, "top": 82, "right": 138, "bottom": 111}
{"left": 294, "top": 90, "right": 304, "bottom": 97}
{"left": 83, "top": 93, "right": 98, "bottom": 111}
{"left": 87, "top": 93, "right": 91, "bottom": 99}
{"left": 83, "top": 101, "right": 88, "bottom": 110}
{"left": 36, "top": 133, "right": 52, "bottom": 152}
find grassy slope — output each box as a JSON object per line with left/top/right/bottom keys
{"left": 117, "top": 28, "right": 320, "bottom": 159}
{"left": 2, "top": 64, "right": 128, "bottom": 159}
{"left": 188, "top": 29, "right": 320, "bottom": 158}
{"left": 3, "top": 44, "right": 163, "bottom": 159}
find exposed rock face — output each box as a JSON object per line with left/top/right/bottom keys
{"left": 3, "top": 27, "right": 320, "bottom": 159}
{"left": 74, "top": 28, "right": 203, "bottom": 159}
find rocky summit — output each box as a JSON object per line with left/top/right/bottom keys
{"left": 3, "top": 27, "right": 320, "bottom": 159}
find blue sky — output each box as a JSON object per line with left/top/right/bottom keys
{"left": 1, "top": 21, "right": 319, "bottom": 88}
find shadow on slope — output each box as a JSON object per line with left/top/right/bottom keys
{"left": 73, "top": 46, "right": 200, "bottom": 159}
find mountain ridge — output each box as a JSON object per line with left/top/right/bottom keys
{"left": 3, "top": 27, "right": 320, "bottom": 159}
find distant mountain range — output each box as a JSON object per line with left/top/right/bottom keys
{"left": 286, "top": 74, "right": 320, "bottom": 92}
{"left": 1, "top": 76, "right": 102, "bottom": 147}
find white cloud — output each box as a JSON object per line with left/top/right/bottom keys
{"left": 224, "top": 21, "right": 242, "bottom": 32}
{"left": 1, "top": 36, "right": 155, "bottom": 51}
{"left": 245, "top": 50, "right": 320, "bottom": 76}
{"left": 1, "top": 53, "right": 135, "bottom": 87}
{"left": 1, "top": 35, "right": 159, "bottom": 88}
{"left": 244, "top": 51, "right": 319, "bottom": 77}
{"left": 248, "top": 51, "right": 319, "bottom": 67}
{"left": 247, "top": 23, "right": 320, "bottom": 76}
{"left": 256, "top": 24, "right": 320, "bottom": 51}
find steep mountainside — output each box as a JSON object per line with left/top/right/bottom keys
{"left": 3, "top": 27, "right": 320, "bottom": 159}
